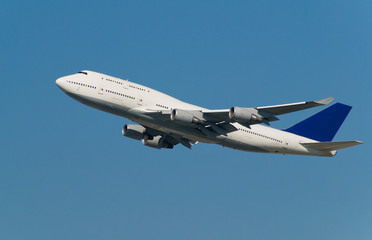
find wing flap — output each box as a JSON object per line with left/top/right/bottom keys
{"left": 201, "top": 109, "right": 230, "bottom": 122}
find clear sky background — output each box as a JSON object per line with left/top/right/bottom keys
{"left": 1, "top": 1, "right": 371, "bottom": 239}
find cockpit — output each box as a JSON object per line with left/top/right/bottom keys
{"left": 77, "top": 71, "right": 88, "bottom": 75}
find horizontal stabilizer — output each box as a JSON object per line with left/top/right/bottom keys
{"left": 301, "top": 141, "right": 363, "bottom": 151}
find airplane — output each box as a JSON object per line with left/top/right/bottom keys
{"left": 56, "top": 70, "right": 363, "bottom": 157}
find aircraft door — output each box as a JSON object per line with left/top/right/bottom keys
{"left": 98, "top": 87, "right": 104, "bottom": 95}
{"left": 122, "top": 81, "right": 128, "bottom": 90}
{"left": 97, "top": 78, "right": 104, "bottom": 95}
{"left": 137, "top": 95, "right": 143, "bottom": 106}
{"left": 282, "top": 138, "right": 289, "bottom": 150}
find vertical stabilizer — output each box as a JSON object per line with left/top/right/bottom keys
{"left": 284, "top": 103, "right": 352, "bottom": 142}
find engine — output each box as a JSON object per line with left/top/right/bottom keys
{"left": 170, "top": 109, "right": 202, "bottom": 124}
{"left": 142, "top": 136, "right": 173, "bottom": 149}
{"left": 229, "top": 107, "right": 263, "bottom": 123}
{"left": 122, "top": 124, "right": 146, "bottom": 140}
{"left": 122, "top": 124, "right": 173, "bottom": 149}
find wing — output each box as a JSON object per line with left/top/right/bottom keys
{"left": 256, "top": 97, "right": 334, "bottom": 115}
{"left": 132, "top": 97, "right": 333, "bottom": 138}
{"left": 202, "top": 97, "right": 334, "bottom": 125}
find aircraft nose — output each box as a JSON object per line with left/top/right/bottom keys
{"left": 56, "top": 77, "right": 64, "bottom": 89}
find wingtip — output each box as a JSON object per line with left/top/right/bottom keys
{"left": 316, "top": 97, "right": 334, "bottom": 105}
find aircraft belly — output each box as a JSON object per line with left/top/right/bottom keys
{"left": 222, "top": 134, "right": 269, "bottom": 153}
{"left": 65, "top": 91, "right": 133, "bottom": 119}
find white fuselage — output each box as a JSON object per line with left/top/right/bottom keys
{"left": 56, "top": 71, "right": 333, "bottom": 156}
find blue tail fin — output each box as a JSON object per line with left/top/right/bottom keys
{"left": 284, "top": 103, "right": 352, "bottom": 142}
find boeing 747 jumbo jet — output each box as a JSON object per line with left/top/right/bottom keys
{"left": 56, "top": 70, "right": 362, "bottom": 157}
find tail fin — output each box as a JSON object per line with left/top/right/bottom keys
{"left": 284, "top": 103, "right": 352, "bottom": 142}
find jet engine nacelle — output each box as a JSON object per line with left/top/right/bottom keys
{"left": 229, "top": 107, "right": 263, "bottom": 123}
{"left": 170, "top": 109, "right": 202, "bottom": 124}
{"left": 142, "top": 136, "right": 173, "bottom": 149}
{"left": 122, "top": 124, "right": 146, "bottom": 140}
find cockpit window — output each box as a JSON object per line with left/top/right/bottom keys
{"left": 78, "top": 71, "right": 88, "bottom": 75}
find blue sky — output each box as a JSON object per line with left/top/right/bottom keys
{"left": 1, "top": 1, "right": 371, "bottom": 239}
